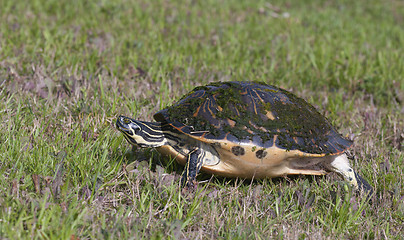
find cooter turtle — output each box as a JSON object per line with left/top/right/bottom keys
{"left": 116, "top": 81, "right": 372, "bottom": 192}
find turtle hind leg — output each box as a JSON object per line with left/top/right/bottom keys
{"left": 181, "top": 148, "right": 205, "bottom": 189}
{"left": 329, "top": 154, "right": 373, "bottom": 195}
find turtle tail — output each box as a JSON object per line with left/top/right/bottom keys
{"left": 354, "top": 171, "right": 374, "bottom": 195}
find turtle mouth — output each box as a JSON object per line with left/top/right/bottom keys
{"left": 116, "top": 116, "right": 134, "bottom": 135}
{"left": 116, "top": 115, "right": 142, "bottom": 137}
{"left": 116, "top": 116, "right": 149, "bottom": 147}
{"left": 116, "top": 116, "right": 128, "bottom": 132}
{"left": 116, "top": 116, "right": 137, "bottom": 146}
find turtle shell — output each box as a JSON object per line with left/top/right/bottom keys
{"left": 154, "top": 81, "right": 352, "bottom": 155}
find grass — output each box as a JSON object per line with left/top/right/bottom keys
{"left": 0, "top": 0, "right": 403, "bottom": 238}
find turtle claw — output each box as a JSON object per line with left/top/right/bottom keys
{"left": 181, "top": 177, "right": 197, "bottom": 189}
{"left": 181, "top": 179, "right": 198, "bottom": 194}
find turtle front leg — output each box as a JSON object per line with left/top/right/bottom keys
{"left": 330, "top": 154, "right": 373, "bottom": 195}
{"left": 181, "top": 148, "right": 205, "bottom": 189}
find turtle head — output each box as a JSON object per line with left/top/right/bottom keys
{"left": 116, "top": 115, "right": 165, "bottom": 147}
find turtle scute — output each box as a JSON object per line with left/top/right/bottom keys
{"left": 154, "top": 81, "right": 352, "bottom": 154}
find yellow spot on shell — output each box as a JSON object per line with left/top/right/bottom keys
{"left": 227, "top": 119, "right": 236, "bottom": 127}
{"left": 265, "top": 111, "right": 275, "bottom": 120}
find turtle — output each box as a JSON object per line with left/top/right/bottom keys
{"left": 116, "top": 81, "right": 372, "bottom": 193}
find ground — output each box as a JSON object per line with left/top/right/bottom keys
{"left": 0, "top": 0, "right": 403, "bottom": 239}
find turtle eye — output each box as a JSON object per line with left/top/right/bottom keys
{"left": 123, "top": 118, "right": 131, "bottom": 124}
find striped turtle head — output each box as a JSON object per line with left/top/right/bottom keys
{"left": 116, "top": 115, "right": 165, "bottom": 147}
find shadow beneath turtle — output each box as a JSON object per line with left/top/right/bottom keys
{"left": 116, "top": 145, "right": 181, "bottom": 172}
{"left": 113, "top": 145, "right": 184, "bottom": 182}
{"left": 112, "top": 146, "right": 375, "bottom": 205}
{"left": 205, "top": 173, "right": 315, "bottom": 189}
